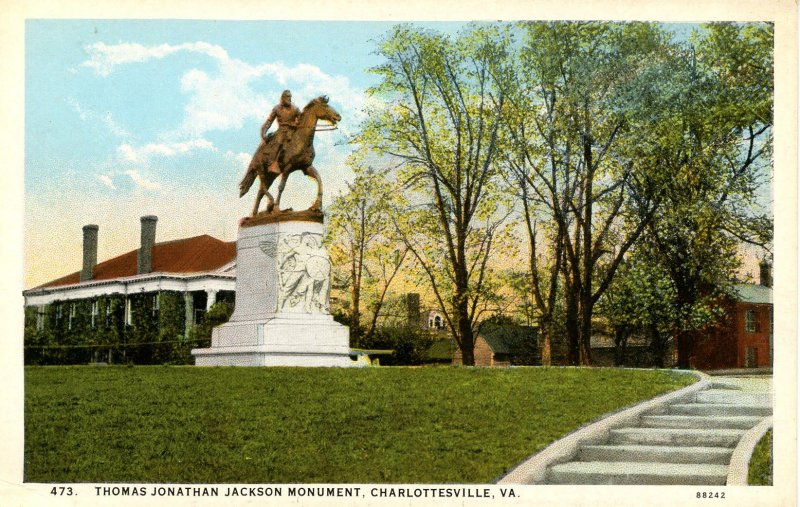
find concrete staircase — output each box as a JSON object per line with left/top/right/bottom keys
{"left": 545, "top": 382, "right": 772, "bottom": 485}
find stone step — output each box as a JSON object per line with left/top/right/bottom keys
{"left": 578, "top": 444, "right": 734, "bottom": 465}
{"left": 709, "top": 382, "right": 743, "bottom": 390}
{"left": 640, "top": 414, "right": 763, "bottom": 430}
{"left": 696, "top": 390, "right": 772, "bottom": 406}
{"left": 546, "top": 461, "right": 728, "bottom": 485}
{"left": 609, "top": 428, "right": 746, "bottom": 448}
{"left": 668, "top": 403, "right": 772, "bottom": 417}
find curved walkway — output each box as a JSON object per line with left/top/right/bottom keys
{"left": 498, "top": 372, "right": 772, "bottom": 485}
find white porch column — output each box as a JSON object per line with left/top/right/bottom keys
{"left": 184, "top": 292, "right": 194, "bottom": 339}
{"left": 206, "top": 289, "right": 218, "bottom": 310}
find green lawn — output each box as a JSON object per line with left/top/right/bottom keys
{"left": 748, "top": 430, "right": 772, "bottom": 486}
{"left": 25, "top": 366, "right": 693, "bottom": 483}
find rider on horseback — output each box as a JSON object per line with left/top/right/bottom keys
{"left": 261, "top": 90, "right": 300, "bottom": 174}
{"left": 240, "top": 94, "right": 341, "bottom": 217}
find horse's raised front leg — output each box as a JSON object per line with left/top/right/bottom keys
{"left": 252, "top": 180, "right": 265, "bottom": 217}
{"left": 273, "top": 172, "right": 289, "bottom": 213}
{"left": 252, "top": 171, "right": 278, "bottom": 216}
{"left": 264, "top": 189, "right": 275, "bottom": 214}
{"left": 306, "top": 166, "right": 323, "bottom": 211}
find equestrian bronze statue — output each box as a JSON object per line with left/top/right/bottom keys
{"left": 239, "top": 95, "right": 341, "bottom": 216}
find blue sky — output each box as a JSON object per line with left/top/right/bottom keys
{"left": 26, "top": 20, "right": 424, "bottom": 195}
{"left": 25, "top": 20, "right": 475, "bottom": 287}
{"left": 24, "top": 20, "right": 741, "bottom": 288}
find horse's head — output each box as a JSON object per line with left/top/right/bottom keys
{"left": 304, "top": 95, "right": 341, "bottom": 126}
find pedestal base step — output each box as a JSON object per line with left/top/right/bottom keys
{"left": 192, "top": 345, "right": 360, "bottom": 367}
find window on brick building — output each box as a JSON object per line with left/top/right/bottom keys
{"left": 36, "top": 307, "right": 45, "bottom": 331}
{"left": 125, "top": 298, "right": 132, "bottom": 326}
{"left": 91, "top": 301, "right": 99, "bottom": 328}
{"left": 68, "top": 303, "right": 76, "bottom": 330}
{"left": 745, "top": 310, "right": 758, "bottom": 333}
{"left": 745, "top": 347, "right": 758, "bottom": 368}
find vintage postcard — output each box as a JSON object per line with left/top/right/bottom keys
{"left": 1, "top": 0, "right": 796, "bottom": 506}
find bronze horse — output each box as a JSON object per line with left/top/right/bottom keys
{"left": 239, "top": 95, "right": 341, "bottom": 216}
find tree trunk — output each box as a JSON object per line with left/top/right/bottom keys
{"left": 350, "top": 257, "right": 361, "bottom": 339}
{"left": 579, "top": 302, "right": 593, "bottom": 366}
{"left": 673, "top": 284, "right": 698, "bottom": 370}
{"left": 460, "top": 343, "right": 475, "bottom": 366}
{"left": 457, "top": 306, "right": 475, "bottom": 366}
{"left": 648, "top": 323, "right": 665, "bottom": 368}
{"left": 614, "top": 326, "right": 629, "bottom": 367}
{"left": 676, "top": 329, "right": 694, "bottom": 369}
{"left": 539, "top": 319, "right": 552, "bottom": 366}
{"left": 580, "top": 127, "right": 594, "bottom": 367}
{"left": 565, "top": 291, "right": 580, "bottom": 366}
{"left": 579, "top": 335, "right": 592, "bottom": 366}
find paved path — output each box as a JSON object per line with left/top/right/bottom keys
{"left": 709, "top": 375, "right": 772, "bottom": 393}
{"left": 543, "top": 374, "right": 772, "bottom": 485}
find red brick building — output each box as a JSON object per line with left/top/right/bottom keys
{"left": 690, "top": 283, "right": 773, "bottom": 370}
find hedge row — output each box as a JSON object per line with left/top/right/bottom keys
{"left": 24, "top": 292, "right": 232, "bottom": 365}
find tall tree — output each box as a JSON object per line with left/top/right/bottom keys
{"left": 629, "top": 22, "right": 774, "bottom": 368}
{"left": 358, "top": 25, "right": 512, "bottom": 365}
{"left": 328, "top": 166, "right": 408, "bottom": 341}
{"left": 499, "top": 22, "right": 666, "bottom": 365}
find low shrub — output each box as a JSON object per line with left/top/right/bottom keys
{"left": 358, "top": 324, "right": 435, "bottom": 365}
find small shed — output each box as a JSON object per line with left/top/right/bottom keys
{"left": 452, "top": 325, "right": 539, "bottom": 367}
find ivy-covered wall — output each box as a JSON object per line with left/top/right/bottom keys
{"left": 23, "top": 290, "right": 233, "bottom": 365}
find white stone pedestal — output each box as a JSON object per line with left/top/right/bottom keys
{"left": 192, "top": 217, "right": 357, "bottom": 367}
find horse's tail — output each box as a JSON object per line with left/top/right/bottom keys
{"left": 239, "top": 167, "right": 257, "bottom": 197}
{"left": 240, "top": 141, "right": 268, "bottom": 197}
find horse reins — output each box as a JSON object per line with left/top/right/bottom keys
{"left": 315, "top": 125, "right": 338, "bottom": 131}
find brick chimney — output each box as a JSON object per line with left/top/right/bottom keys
{"left": 137, "top": 216, "right": 158, "bottom": 274}
{"left": 80, "top": 224, "right": 99, "bottom": 282}
{"left": 759, "top": 259, "right": 772, "bottom": 288}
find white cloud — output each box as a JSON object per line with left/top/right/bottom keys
{"left": 69, "top": 98, "right": 130, "bottom": 138}
{"left": 118, "top": 144, "right": 137, "bottom": 162}
{"left": 97, "top": 174, "right": 116, "bottom": 190}
{"left": 226, "top": 151, "right": 253, "bottom": 170}
{"left": 69, "top": 98, "right": 89, "bottom": 121}
{"left": 81, "top": 41, "right": 229, "bottom": 77}
{"left": 80, "top": 41, "right": 363, "bottom": 196}
{"left": 125, "top": 170, "right": 162, "bottom": 191}
{"left": 176, "top": 59, "right": 363, "bottom": 139}
{"left": 79, "top": 41, "right": 364, "bottom": 140}
{"left": 118, "top": 139, "right": 217, "bottom": 162}
{"left": 103, "top": 112, "right": 131, "bottom": 138}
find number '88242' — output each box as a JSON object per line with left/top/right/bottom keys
{"left": 697, "top": 491, "right": 725, "bottom": 499}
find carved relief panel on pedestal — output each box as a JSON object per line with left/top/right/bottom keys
{"left": 261, "top": 232, "right": 330, "bottom": 314}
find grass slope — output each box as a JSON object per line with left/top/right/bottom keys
{"left": 747, "top": 429, "right": 772, "bottom": 486}
{"left": 25, "top": 366, "right": 693, "bottom": 483}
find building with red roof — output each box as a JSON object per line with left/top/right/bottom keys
{"left": 23, "top": 216, "right": 237, "bottom": 364}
